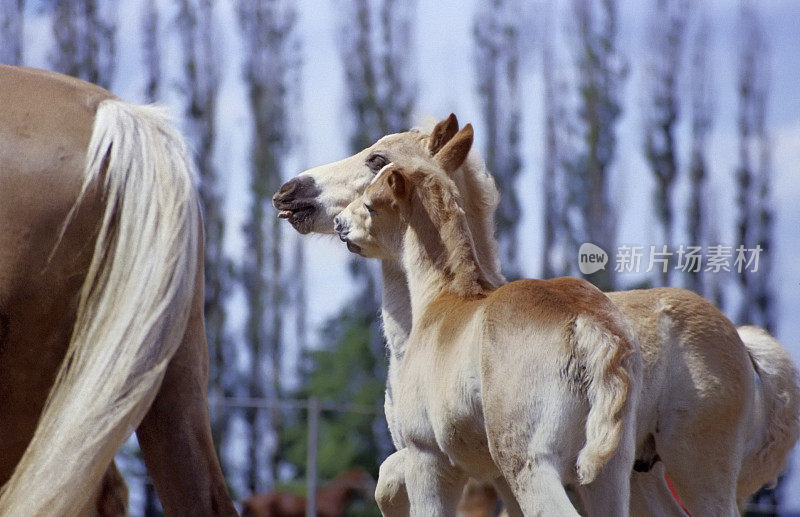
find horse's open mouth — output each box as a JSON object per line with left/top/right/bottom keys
{"left": 276, "top": 205, "right": 316, "bottom": 233}
{"left": 345, "top": 241, "right": 362, "bottom": 255}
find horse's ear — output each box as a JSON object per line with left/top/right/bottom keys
{"left": 428, "top": 113, "right": 459, "bottom": 155}
{"left": 434, "top": 123, "right": 473, "bottom": 174}
{"left": 387, "top": 169, "right": 408, "bottom": 200}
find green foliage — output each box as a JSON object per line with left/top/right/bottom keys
{"left": 282, "top": 308, "right": 386, "bottom": 482}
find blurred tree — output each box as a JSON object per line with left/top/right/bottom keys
{"left": 643, "top": 0, "right": 690, "bottom": 286}
{"left": 0, "top": 0, "right": 24, "bottom": 65}
{"left": 735, "top": 1, "right": 774, "bottom": 335}
{"left": 141, "top": 0, "right": 159, "bottom": 103}
{"left": 565, "top": 0, "right": 626, "bottom": 291}
{"left": 541, "top": 3, "right": 573, "bottom": 279}
{"left": 177, "top": 0, "right": 235, "bottom": 477}
{"left": 238, "top": 0, "right": 299, "bottom": 492}
{"left": 330, "top": 0, "right": 418, "bottom": 462}
{"left": 473, "top": 0, "right": 523, "bottom": 279}
{"left": 736, "top": 4, "right": 780, "bottom": 508}
{"left": 685, "top": 15, "right": 721, "bottom": 302}
{"left": 49, "top": 0, "right": 115, "bottom": 89}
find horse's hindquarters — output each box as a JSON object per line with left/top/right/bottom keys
{"left": 0, "top": 66, "right": 111, "bottom": 485}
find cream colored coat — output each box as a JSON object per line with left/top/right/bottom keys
{"left": 335, "top": 126, "right": 642, "bottom": 516}
{"left": 274, "top": 114, "right": 800, "bottom": 516}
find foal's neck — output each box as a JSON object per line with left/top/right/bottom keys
{"left": 402, "top": 191, "right": 486, "bottom": 323}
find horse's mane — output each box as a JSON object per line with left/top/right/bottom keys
{"left": 455, "top": 151, "right": 505, "bottom": 288}
{"left": 415, "top": 119, "right": 505, "bottom": 289}
{"left": 408, "top": 168, "right": 492, "bottom": 298}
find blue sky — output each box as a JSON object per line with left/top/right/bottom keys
{"left": 17, "top": 0, "right": 800, "bottom": 509}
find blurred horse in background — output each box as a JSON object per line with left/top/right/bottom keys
{"left": 242, "top": 468, "right": 376, "bottom": 517}
{"left": 0, "top": 65, "right": 236, "bottom": 516}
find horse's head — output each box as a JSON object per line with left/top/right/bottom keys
{"left": 274, "top": 114, "right": 505, "bottom": 287}
{"left": 273, "top": 114, "right": 460, "bottom": 235}
{"left": 335, "top": 124, "right": 486, "bottom": 301}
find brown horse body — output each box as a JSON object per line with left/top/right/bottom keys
{"left": 242, "top": 469, "right": 376, "bottom": 517}
{"left": 0, "top": 65, "right": 235, "bottom": 515}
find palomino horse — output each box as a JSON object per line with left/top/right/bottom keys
{"left": 0, "top": 66, "right": 236, "bottom": 516}
{"left": 274, "top": 114, "right": 800, "bottom": 515}
{"left": 333, "top": 128, "right": 642, "bottom": 515}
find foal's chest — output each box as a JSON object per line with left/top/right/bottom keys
{"left": 395, "top": 325, "right": 499, "bottom": 477}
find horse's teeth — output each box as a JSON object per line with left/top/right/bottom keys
{"left": 278, "top": 210, "right": 292, "bottom": 219}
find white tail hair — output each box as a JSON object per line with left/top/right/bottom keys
{"left": 737, "top": 325, "right": 800, "bottom": 497}
{"left": 0, "top": 100, "right": 200, "bottom": 516}
{"left": 574, "top": 314, "right": 640, "bottom": 485}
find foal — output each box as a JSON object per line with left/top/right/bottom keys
{"left": 335, "top": 125, "right": 642, "bottom": 515}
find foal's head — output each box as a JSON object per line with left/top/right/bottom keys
{"left": 336, "top": 125, "right": 488, "bottom": 296}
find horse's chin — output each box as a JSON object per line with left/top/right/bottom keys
{"left": 281, "top": 206, "right": 317, "bottom": 234}
{"left": 346, "top": 241, "right": 363, "bottom": 255}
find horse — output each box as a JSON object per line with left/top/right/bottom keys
{"left": 333, "top": 129, "right": 642, "bottom": 515}
{"left": 241, "top": 468, "right": 376, "bottom": 517}
{"left": 273, "top": 114, "right": 800, "bottom": 515}
{"left": 0, "top": 65, "right": 236, "bottom": 516}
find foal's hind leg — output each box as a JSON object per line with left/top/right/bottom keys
{"left": 629, "top": 463, "right": 687, "bottom": 517}
{"left": 499, "top": 459, "right": 578, "bottom": 516}
{"left": 656, "top": 424, "right": 742, "bottom": 516}
{"left": 576, "top": 402, "right": 636, "bottom": 517}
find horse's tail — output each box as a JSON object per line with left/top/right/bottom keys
{"left": 0, "top": 99, "right": 200, "bottom": 516}
{"left": 574, "top": 314, "right": 641, "bottom": 485}
{"left": 737, "top": 325, "right": 800, "bottom": 496}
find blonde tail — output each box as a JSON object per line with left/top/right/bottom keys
{"left": 574, "top": 315, "right": 640, "bottom": 485}
{"left": 737, "top": 325, "right": 800, "bottom": 497}
{"left": 0, "top": 100, "right": 200, "bottom": 516}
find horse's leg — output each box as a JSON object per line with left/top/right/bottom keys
{"left": 489, "top": 476, "right": 523, "bottom": 517}
{"left": 135, "top": 265, "right": 236, "bottom": 516}
{"left": 404, "top": 448, "right": 466, "bottom": 516}
{"left": 656, "top": 424, "right": 742, "bottom": 517}
{"left": 484, "top": 382, "right": 580, "bottom": 515}
{"left": 95, "top": 461, "right": 129, "bottom": 516}
{"left": 576, "top": 442, "right": 634, "bottom": 517}
{"left": 576, "top": 397, "right": 637, "bottom": 517}
{"left": 629, "top": 463, "right": 687, "bottom": 517}
{"left": 376, "top": 449, "right": 410, "bottom": 516}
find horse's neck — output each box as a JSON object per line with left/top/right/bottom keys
{"left": 379, "top": 259, "right": 411, "bottom": 360}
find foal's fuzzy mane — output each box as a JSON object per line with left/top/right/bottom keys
{"left": 409, "top": 169, "right": 491, "bottom": 298}
{"left": 414, "top": 119, "right": 505, "bottom": 288}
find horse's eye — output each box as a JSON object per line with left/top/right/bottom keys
{"left": 364, "top": 202, "right": 375, "bottom": 214}
{"left": 366, "top": 153, "right": 389, "bottom": 173}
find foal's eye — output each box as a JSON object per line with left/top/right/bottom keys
{"left": 364, "top": 202, "right": 375, "bottom": 214}
{"left": 366, "top": 153, "right": 389, "bottom": 173}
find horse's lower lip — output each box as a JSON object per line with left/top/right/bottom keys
{"left": 278, "top": 205, "right": 314, "bottom": 224}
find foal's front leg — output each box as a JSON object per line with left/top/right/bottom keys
{"left": 376, "top": 449, "right": 410, "bottom": 516}
{"left": 405, "top": 448, "right": 467, "bottom": 516}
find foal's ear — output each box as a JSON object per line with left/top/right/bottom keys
{"left": 387, "top": 169, "right": 408, "bottom": 200}
{"left": 434, "top": 123, "right": 473, "bottom": 174}
{"left": 428, "top": 113, "right": 459, "bottom": 155}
